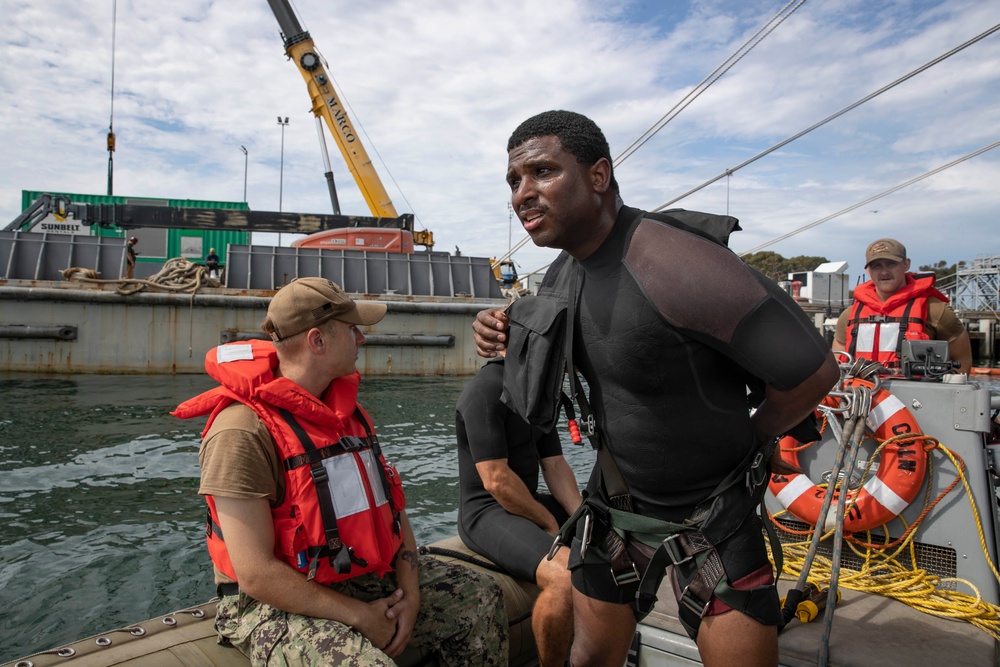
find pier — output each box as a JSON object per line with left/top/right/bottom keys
{"left": 950, "top": 255, "right": 1000, "bottom": 363}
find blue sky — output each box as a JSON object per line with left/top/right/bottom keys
{"left": 1, "top": 0, "right": 998, "bottom": 286}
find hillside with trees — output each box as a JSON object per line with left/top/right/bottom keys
{"left": 918, "top": 260, "right": 966, "bottom": 283}
{"left": 742, "top": 251, "right": 829, "bottom": 282}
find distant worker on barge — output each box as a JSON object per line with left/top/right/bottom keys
{"left": 205, "top": 247, "right": 221, "bottom": 280}
{"left": 125, "top": 236, "right": 138, "bottom": 279}
{"left": 833, "top": 237, "right": 972, "bottom": 373}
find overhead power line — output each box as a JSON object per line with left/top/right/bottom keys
{"left": 503, "top": 1, "right": 808, "bottom": 265}
{"left": 317, "top": 57, "right": 430, "bottom": 232}
{"left": 653, "top": 21, "right": 1000, "bottom": 212}
{"left": 615, "top": 0, "right": 807, "bottom": 167}
{"left": 492, "top": 234, "right": 533, "bottom": 267}
{"left": 737, "top": 139, "right": 1000, "bottom": 256}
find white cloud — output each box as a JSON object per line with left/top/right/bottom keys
{"left": 1, "top": 0, "right": 997, "bottom": 281}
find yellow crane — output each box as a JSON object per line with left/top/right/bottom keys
{"left": 266, "top": 0, "right": 433, "bottom": 249}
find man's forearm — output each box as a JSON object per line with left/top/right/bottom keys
{"left": 540, "top": 456, "right": 582, "bottom": 517}
{"left": 752, "top": 353, "right": 840, "bottom": 440}
{"left": 237, "top": 549, "right": 369, "bottom": 626}
{"left": 477, "top": 459, "right": 560, "bottom": 531}
{"left": 393, "top": 512, "right": 420, "bottom": 596}
{"left": 949, "top": 332, "right": 973, "bottom": 374}
{"left": 496, "top": 485, "right": 560, "bottom": 532}
{"left": 216, "top": 496, "right": 370, "bottom": 626}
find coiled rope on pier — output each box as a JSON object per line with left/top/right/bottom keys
{"left": 61, "top": 258, "right": 218, "bottom": 295}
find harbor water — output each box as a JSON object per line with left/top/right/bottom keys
{"left": 0, "top": 370, "right": 597, "bottom": 663}
{"left": 3, "top": 369, "right": 998, "bottom": 663}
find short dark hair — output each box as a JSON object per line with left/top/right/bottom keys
{"left": 507, "top": 110, "right": 619, "bottom": 193}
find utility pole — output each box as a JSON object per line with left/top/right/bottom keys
{"left": 240, "top": 145, "right": 248, "bottom": 202}
{"left": 277, "top": 116, "right": 289, "bottom": 246}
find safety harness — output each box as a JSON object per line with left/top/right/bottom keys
{"left": 546, "top": 239, "right": 783, "bottom": 635}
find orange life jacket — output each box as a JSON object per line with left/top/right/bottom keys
{"left": 844, "top": 273, "right": 947, "bottom": 369}
{"left": 173, "top": 339, "right": 405, "bottom": 584}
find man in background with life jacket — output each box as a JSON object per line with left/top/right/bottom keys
{"left": 832, "top": 238, "right": 972, "bottom": 374}
{"left": 173, "top": 277, "right": 508, "bottom": 666}
{"left": 473, "top": 110, "right": 840, "bottom": 667}
{"left": 456, "top": 355, "right": 582, "bottom": 666}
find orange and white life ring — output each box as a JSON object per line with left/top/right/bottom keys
{"left": 768, "top": 380, "right": 927, "bottom": 533}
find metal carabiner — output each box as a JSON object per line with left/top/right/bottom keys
{"left": 579, "top": 512, "right": 593, "bottom": 560}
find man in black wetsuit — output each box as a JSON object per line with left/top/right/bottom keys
{"left": 457, "top": 357, "right": 582, "bottom": 667}
{"left": 473, "top": 110, "right": 840, "bottom": 667}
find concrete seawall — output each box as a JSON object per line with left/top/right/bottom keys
{"left": 0, "top": 282, "right": 506, "bottom": 375}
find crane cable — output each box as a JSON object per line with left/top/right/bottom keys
{"left": 491, "top": 235, "right": 533, "bottom": 267}
{"left": 106, "top": 0, "right": 117, "bottom": 196}
{"left": 614, "top": 0, "right": 807, "bottom": 167}
{"left": 737, "top": 138, "right": 1000, "bottom": 256}
{"left": 284, "top": 2, "right": 425, "bottom": 230}
{"left": 313, "top": 51, "right": 430, "bottom": 235}
{"left": 653, "top": 21, "right": 1000, "bottom": 213}
{"left": 500, "top": 2, "right": 806, "bottom": 264}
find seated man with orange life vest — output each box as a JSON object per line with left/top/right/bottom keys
{"left": 833, "top": 238, "right": 972, "bottom": 374}
{"left": 173, "top": 277, "right": 508, "bottom": 666}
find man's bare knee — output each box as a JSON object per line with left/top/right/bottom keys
{"left": 570, "top": 590, "right": 636, "bottom": 666}
{"left": 535, "top": 547, "right": 571, "bottom": 592}
{"left": 698, "top": 610, "right": 777, "bottom": 667}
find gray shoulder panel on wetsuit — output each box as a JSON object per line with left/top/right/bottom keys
{"left": 625, "top": 218, "right": 767, "bottom": 344}
{"left": 624, "top": 217, "right": 830, "bottom": 391}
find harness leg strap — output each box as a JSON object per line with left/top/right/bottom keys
{"left": 678, "top": 548, "right": 725, "bottom": 620}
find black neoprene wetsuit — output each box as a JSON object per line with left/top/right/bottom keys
{"left": 456, "top": 359, "right": 569, "bottom": 581}
{"left": 551, "top": 206, "right": 830, "bottom": 522}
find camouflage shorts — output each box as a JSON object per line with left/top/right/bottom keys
{"left": 215, "top": 557, "right": 508, "bottom": 666}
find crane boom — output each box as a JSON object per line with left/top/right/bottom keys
{"left": 266, "top": 0, "right": 397, "bottom": 219}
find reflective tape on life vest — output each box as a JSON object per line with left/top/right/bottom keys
{"left": 767, "top": 380, "right": 927, "bottom": 533}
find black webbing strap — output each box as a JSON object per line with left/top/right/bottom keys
{"left": 629, "top": 528, "right": 731, "bottom": 625}
{"left": 207, "top": 506, "right": 224, "bottom": 541}
{"left": 562, "top": 262, "right": 640, "bottom": 586}
{"left": 894, "top": 299, "right": 919, "bottom": 362}
{"left": 762, "top": 502, "right": 784, "bottom": 595}
{"left": 355, "top": 408, "right": 401, "bottom": 536}
{"left": 846, "top": 300, "right": 864, "bottom": 358}
{"left": 283, "top": 435, "right": 369, "bottom": 470}
{"left": 277, "top": 408, "right": 361, "bottom": 577}
{"left": 625, "top": 630, "right": 642, "bottom": 667}
{"left": 563, "top": 263, "right": 590, "bottom": 442}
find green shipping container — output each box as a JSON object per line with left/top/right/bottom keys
{"left": 20, "top": 190, "right": 249, "bottom": 265}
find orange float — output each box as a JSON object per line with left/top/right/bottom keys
{"left": 971, "top": 367, "right": 991, "bottom": 375}
{"left": 768, "top": 379, "right": 927, "bottom": 533}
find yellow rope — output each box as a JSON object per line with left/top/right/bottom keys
{"left": 771, "top": 438, "right": 1000, "bottom": 641}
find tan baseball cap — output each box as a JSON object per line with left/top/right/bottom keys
{"left": 864, "top": 238, "right": 906, "bottom": 268}
{"left": 262, "top": 277, "right": 386, "bottom": 341}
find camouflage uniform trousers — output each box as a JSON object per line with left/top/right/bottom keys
{"left": 215, "top": 557, "right": 509, "bottom": 666}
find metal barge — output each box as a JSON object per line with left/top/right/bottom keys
{"left": 1, "top": 223, "right": 505, "bottom": 376}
